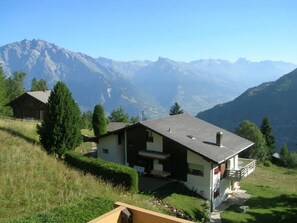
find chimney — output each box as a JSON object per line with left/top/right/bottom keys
{"left": 216, "top": 132, "right": 223, "bottom": 147}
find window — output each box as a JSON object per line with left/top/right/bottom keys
{"left": 102, "top": 148, "right": 109, "bottom": 154}
{"left": 118, "top": 133, "right": 122, "bottom": 145}
{"left": 158, "top": 159, "right": 165, "bottom": 165}
{"left": 214, "top": 188, "right": 220, "bottom": 198}
{"left": 188, "top": 163, "right": 204, "bottom": 177}
{"left": 146, "top": 130, "right": 153, "bottom": 142}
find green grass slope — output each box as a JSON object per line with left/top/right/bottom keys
{"left": 0, "top": 118, "right": 158, "bottom": 222}
{"left": 0, "top": 118, "right": 207, "bottom": 222}
{"left": 221, "top": 164, "right": 297, "bottom": 223}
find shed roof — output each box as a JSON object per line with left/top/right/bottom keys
{"left": 139, "top": 113, "right": 254, "bottom": 163}
{"left": 6, "top": 90, "right": 51, "bottom": 106}
{"left": 26, "top": 90, "right": 51, "bottom": 104}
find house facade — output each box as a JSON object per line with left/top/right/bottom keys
{"left": 97, "top": 113, "right": 256, "bottom": 210}
{"left": 6, "top": 91, "right": 51, "bottom": 120}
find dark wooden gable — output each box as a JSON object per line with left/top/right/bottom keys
{"left": 8, "top": 93, "right": 46, "bottom": 120}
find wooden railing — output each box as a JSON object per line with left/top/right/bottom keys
{"left": 89, "top": 202, "right": 194, "bottom": 223}
{"left": 226, "top": 158, "right": 256, "bottom": 181}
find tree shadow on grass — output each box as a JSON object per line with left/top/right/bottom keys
{"left": 0, "top": 126, "right": 39, "bottom": 145}
{"left": 147, "top": 181, "right": 209, "bottom": 221}
{"left": 222, "top": 193, "right": 297, "bottom": 223}
{"left": 150, "top": 181, "right": 201, "bottom": 199}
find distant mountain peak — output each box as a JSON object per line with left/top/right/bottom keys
{"left": 0, "top": 39, "right": 166, "bottom": 118}
{"left": 235, "top": 57, "right": 250, "bottom": 64}
{"left": 1, "top": 39, "right": 296, "bottom": 121}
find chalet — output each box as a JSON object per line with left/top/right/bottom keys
{"left": 97, "top": 113, "right": 256, "bottom": 210}
{"left": 6, "top": 91, "right": 51, "bottom": 120}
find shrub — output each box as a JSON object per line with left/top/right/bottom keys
{"left": 64, "top": 151, "right": 138, "bottom": 192}
{"left": 263, "top": 160, "right": 272, "bottom": 167}
{"left": 287, "top": 152, "right": 297, "bottom": 169}
{"left": 8, "top": 197, "right": 114, "bottom": 223}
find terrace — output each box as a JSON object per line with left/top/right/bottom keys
{"left": 225, "top": 158, "right": 256, "bottom": 181}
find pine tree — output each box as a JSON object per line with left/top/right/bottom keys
{"left": 92, "top": 104, "right": 107, "bottom": 137}
{"left": 37, "top": 81, "right": 82, "bottom": 158}
{"left": 235, "top": 120, "right": 269, "bottom": 162}
{"left": 6, "top": 71, "right": 26, "bottom": 101}
{"left": 81, "top": 111, "right": 93, "bottom": 130}
{"left": 108, "top": 107, "right": 129, "bottom": 122}
{"left": 31, "top": 78, "right": 49, "bottom": 91}
{"left": 280, "top": 144, "right": 289, "bottom": 166}
{"left": 0, "top": 65, "right": 10, "bottom": 115}
{"left": 169, "top": 102, "right": 184, "bottom": 116}
{"left": 260, "top": 117, "right": 275, "bottom": 159}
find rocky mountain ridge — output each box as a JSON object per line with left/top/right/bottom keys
{"left": 1, "top": 39, "right": 296, "bottom": 118}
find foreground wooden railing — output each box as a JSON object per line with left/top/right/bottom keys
{"left": 89, "top": 202, "right": 194, "bottom": 223}
{"left": 226, "top": 158, "right": 256, "bottom": 181}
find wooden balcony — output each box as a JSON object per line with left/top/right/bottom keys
{"left": 226, "top": 158, "right": 256, "bottom": 181}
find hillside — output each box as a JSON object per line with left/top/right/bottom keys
{"left": 1, "top": 39, "right": 296, "bottom": 116}
{"left": 0, "top": 118, "right": 207, "bottom": 222}
{"left": 222, "top": 164, "right": 297, "bottom": 223}
{"left": 1, "top": 118, "right": 296, "bottom": 222}
{"left": 0, "top": 118, "right": 159, "bottom": 221}
{"left": 198, "top": 68, "right": 297, "bottom": 151}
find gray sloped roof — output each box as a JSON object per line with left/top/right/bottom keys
{"left": 26, "top": 90, "right": 51, "bottom": 104}
{"left": 107, "top": 122, "right": 130, "bottom": 132}
{"left": 139, "top": 113, "right": 254, "bottom": 163}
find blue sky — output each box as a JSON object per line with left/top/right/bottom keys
{"left": 1, "top": 0, "right": 297, "bottom": 63}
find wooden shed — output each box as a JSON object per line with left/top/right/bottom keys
{"left": 7, "top": 91, "right": 51, "bottom": 120}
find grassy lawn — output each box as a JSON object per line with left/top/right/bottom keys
{"left": 75, "top": 129, "right": 95, "bottom": 154}
{"left": 152, "top": 182, "right": 209, "bottom": 222}
{"left": 221, "top": 164, "right": 297, "bottom": 223}
{"left": 0, "top": 118, "right": 207, "bottom": 222}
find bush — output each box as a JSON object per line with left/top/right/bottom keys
{"left": 263, "top": 160, "right": 272, "bottom": 167}
{"left": 7, "top": 197, "right": 114, "bottom": 223}
{"left": 287, "top": 152, "right": 297, "bottom": 169}
{"left": 64, "top": 151, "right": 138, "bottom": 192}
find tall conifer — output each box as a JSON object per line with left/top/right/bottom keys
{"left": 169, "top": 102, "right": 184, "bottom": 116}
{"left": 38, "top": 81, "right": 82, "bottom": 158}
{"left": 260, "top": 116, "right": 275, "bottom": 159}
{"left": 92, "top": 104, "right": 107, "bottom": 137}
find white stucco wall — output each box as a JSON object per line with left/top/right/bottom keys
{"left": 234, "top": 155, "right": 238, "bottom": 169}
{"left": 228, "top": 155, "right": 239, "bottom": 170}
{"left": 146, "top": 132, "right": 163, "bottom": 152}
{"left": 153, "top": 159, "right": 163, "bottom": 171}
{"left": 185, "top": 150, "right": 234, "bottom": 209}
{"left": 147, "top": 132, "right": 163, "bottom": 171}
{"left": 185, "top": 150, "right": 212, "bottom": 200}
{"left": 213, "top": 178, "right": 230, "bottom": 209}
{"left": 97, "top": 134, "right": 125, "bottom": 164}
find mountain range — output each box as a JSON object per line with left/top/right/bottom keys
{"left": 0, "top": 39, "right": 165, "bottom": 118}
{"left": 0, "top": 39, "right": 296, "bottom": 119}
{"left": 198, "top": 68, "right": 297, "bottom": 151}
